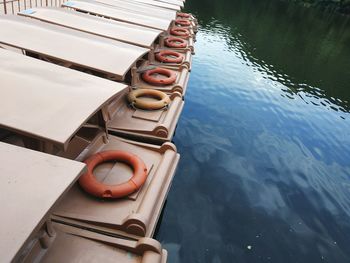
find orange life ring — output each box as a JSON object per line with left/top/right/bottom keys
{"left": 177, "top": 12, "right": 191, "bottom": 18}
{"left": 142, "top": 67, "right": 177, "bottom": 85}
{"left": 175, "top": 19, "right": 191, "bottom": 27}
{"left": 170, "top": 27, "right": 190, "bottom": 37}
{"left": 79, "top": 151, "right": 148, "bottom": 199}
{"left": 155, "top": 50, "right": 184, "bottom": 63}
{"left": 165, "top": 37, "right": 187, "bottom": 48}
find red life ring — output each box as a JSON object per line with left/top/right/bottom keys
{"left": 177, "top": 12, "right": 191, "bottom": 18}
{"left": 155, "top": 50, "right": 184, "bottom": 63}
{"left": 165, "top": 37, "right": 187, "bottom": 48}
{"left": 175, "top": 19, "right": 191, "bottom": 27}
{"left": 142, "top": 67, "right": 177, "bottom": 85}
{"left": 170, "top": 27, "right": 190, "bottom": 37}
{"left": 79, "top": 151, "right": 148, "bottom": 199}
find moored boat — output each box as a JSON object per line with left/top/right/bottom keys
{"left": 0, "top": 142, "right": 167, "bottom": 263}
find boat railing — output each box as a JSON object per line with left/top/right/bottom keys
{"left": 1, "top": 0, "right": 65, "bottom": 14}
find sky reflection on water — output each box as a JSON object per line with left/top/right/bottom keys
{"left": 156, "top": 0, "right": 350, "bottom": 262}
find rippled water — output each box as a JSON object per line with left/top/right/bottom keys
{"left": 156, "top": 0, "right": 350, "bottom": 262}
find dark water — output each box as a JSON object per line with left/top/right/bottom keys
{"left": 156, "top": 0, "right": 350, "bottom": 262}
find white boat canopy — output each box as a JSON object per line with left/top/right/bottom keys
{"left": 0, "top": 142, "right": 86, "bottom": 263}
{"left": 18, "top": 8, "right": 162, "bottom": 48}
{"left": 155, "top": 0, "right": 184, "bottom": 8}
{"left": 0, "top": 48, "right": 127, "bottom": 149}
{"left": 91, "top": 0, "right": 177, "bottom": 20}
{"left": 62, "top": 0, "right": 172, "bottom": 31}
{"left": 0, "top": 15, "right": 148, "bottom": 80}
{"left": 128, "top": 0, "right": 181, "bottom": 10}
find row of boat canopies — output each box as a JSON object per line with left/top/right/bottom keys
{"left": 0, "top": 0, "right": 197, "bottom": 261}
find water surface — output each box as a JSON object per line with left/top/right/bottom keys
{"left": 156, "top": 0, "right": 350, "bottom": 262}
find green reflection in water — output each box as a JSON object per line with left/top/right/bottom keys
{"left": 187, "top": 0, "right": 350, "bottom": 110}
